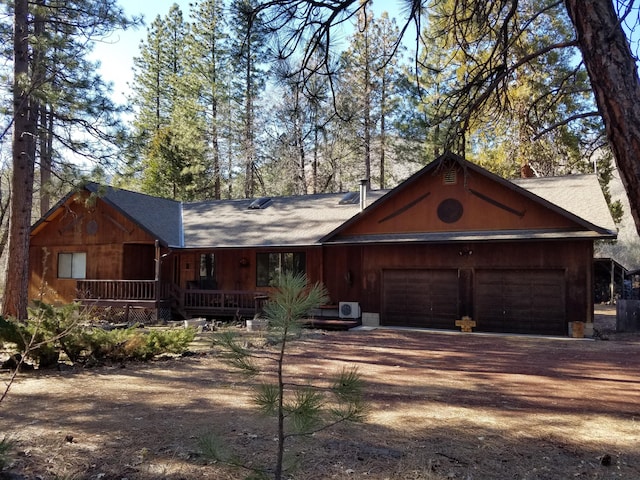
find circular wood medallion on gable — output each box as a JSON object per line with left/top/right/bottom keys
{"left": 437, "top": 198, "right": 463, "bottom": 223}
{"left": 86, "top": 219, "right": 98, "bottom": 235}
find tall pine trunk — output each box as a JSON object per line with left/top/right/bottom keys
{"left": 294, "top": 86, "right": 307, "bottom": 194}
{"left": 243, "top": 40, "right": 255, "bottom": 198}
{"left": 39, "top": 106, "right": 54, "bottom": 215}
{"left": 565, "top": 0, "right": 640, "bottom": 234}
{"left": 363, "top": 14, "right": 371, "bottom": 188}
{"left": 380, "top": 70, "right": 387, "bottom": 189}
{"left": 4, "top": 0, "right": 36, "bottom": 319}
{"left": 35, "top": 2, "right": 52, "bottom": 216}
{"left": 211, "top": 88, "right": 221, "bottom": 200}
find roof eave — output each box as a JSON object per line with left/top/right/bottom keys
{"left": 30, "top": 188, "right": 82, "bottom": 236}
{"left": 179, "top": 242, "right": 322, "bottom": 250}
{"left": 323, "top": 229, "right": 617, "bottom": 245}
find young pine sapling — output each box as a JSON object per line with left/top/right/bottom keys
{"left": 209, "top": 273, "right": 367, "bottom": 480}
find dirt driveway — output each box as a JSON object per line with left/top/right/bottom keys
{"left": 1, "top": 309, "right": 639, "bottom": 479}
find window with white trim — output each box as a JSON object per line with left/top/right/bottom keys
{"left": 58, "top": 252, "right": 87, "bottom": 279}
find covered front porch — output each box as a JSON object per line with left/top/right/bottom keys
{"left": 75, "top": 279, "right": 268, "bottom": 321}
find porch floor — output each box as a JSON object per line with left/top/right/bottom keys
{"left": 303, "top": 317, "right": 361, "bottom": 331}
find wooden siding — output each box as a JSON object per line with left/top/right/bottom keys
{"left": 170, "top": 246, "right": 323, "bottom": 293}
{"left": 123, "top": 244, "right": 156, "bottom": 280}
{"left": 321, "top": 245, "right": 363, "bottom": 304}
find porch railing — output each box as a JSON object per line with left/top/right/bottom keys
{"left": 76, "top": 280, "right": 157, "bottom": 301}
{"left": 76, "top": 280, "right": 268, "bottom": 317}
{"left": 181, "top": 288, "right": 268, "bottom": 314}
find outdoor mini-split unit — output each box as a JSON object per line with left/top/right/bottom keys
{"left": 339, "top": 301, "right": 361, "bottom": 319}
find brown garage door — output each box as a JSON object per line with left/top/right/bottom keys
{"left": 382, "top": 269, "right": 459, "bottom": 328}
{"left": 475, "top": 269, "right": 566, "bottom": 335}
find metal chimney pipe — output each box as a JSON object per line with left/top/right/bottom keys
{"left": 359, "top": 179, "right": 368, "bottom": 211}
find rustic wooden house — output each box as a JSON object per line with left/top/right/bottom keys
{"left": 29, "top": 153, "right": 617, "bottom": 335}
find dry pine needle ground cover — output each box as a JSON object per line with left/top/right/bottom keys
{"left": 1, "top": 306, "right": 639, "bottom": 480}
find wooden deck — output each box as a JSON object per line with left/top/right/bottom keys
{"left": 303, "top": 318, "right": 361, "bottom": 330}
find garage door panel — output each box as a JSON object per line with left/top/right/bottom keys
{"left": 475, "top": 269, "right": 566, "bottom": 335}
{"left": 383, "top": 269, "right": 459, "bottom": 328}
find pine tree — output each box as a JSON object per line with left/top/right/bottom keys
{"left": 5, "top": 0, "right": 35, "bottom": 320}
{"left": 130, "top": 4, "right": 210, "bottom": 200}
{"left": 131, "top": 15, "right": 172, "bottom": 138}
{"left": 564, "top": 0, "right": 640, "bottom": 232}
{"left": 337, "top": 5, "right": 406, "bottom": 190}
{"left": 210, "top": 273, "right": 366, "bottom": 480}
{"left": 338, "top": 2, "right": 375, "bottom": 187}
{"left": 188, "top": 0, "right": 229, "bottom": 199}
{"left": 371, "top": 11, "right": 403, "bottom": 189}
{"left": 421, "top": 0, "right": 602, "bottom": 178}
{"left": 228, "top": 0, "right": 268, "bottom": 198}
{"left": 264, "top": 40, "right": 338, "bottom": 196}
{"left": 255, "top": 0, "right": 640, "bottom": 232}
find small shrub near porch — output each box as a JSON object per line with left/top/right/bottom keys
{"left": 0, "top": 301, "right": 196, "bottom": 368}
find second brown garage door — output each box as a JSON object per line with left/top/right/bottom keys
{"left": 382, "top": 269, "right": 459, "bottom": 328}
{"left": 474, "top": 269, "right": 566, "bottom": 335}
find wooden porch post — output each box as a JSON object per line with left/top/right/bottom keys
{"left": 155, "top": 240, "right": 161, "bottom": 302}
{"left": 610, "top": 259, "right": 615, "bottom": 304}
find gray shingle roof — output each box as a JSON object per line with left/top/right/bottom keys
{"left": 179, "top": 173, "right": 615, "bottom": 248}
{"left": 181, "top": 191, "right": 388, "bottom": 248}
{"left": 513, "top": 174, "right": 617, "bottom": 234}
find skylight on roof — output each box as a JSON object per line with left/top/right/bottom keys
{"left": 338, "top": 191, "right": 359, "bottom": 205}
{"left": 248, "top": 197, "right": 273, "bottom": 209}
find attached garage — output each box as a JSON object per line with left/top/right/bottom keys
{"left": 382, "top": 269, "right": 459, "bottom": 328}
{"left": 474, "top": 269, "right": 567, "bottom": 335}
{"left": 323, "top": 152, "right": 616, "bottom": 336}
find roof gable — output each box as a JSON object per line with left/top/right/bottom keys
{"left": 31, "top": 183, "right": 182, "bottom": 247}
{"left": 323, "top": 152, "right": 617, "bottom": 243}
{"left": 84, "top": 184, "right": 182, "bottom": 247}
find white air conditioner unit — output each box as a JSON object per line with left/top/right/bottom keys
{"left": 339, "top": 301, "right": 361, "bottom": 319}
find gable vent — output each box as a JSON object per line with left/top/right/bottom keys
{"left": 443, "top": 168, "right": 457, "bottom": 185}
{"left": 248, "top": 197, "right": 272, "bottom": 209}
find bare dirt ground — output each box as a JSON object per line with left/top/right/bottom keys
{"left": 1, "top": 305, "right": 639, "bottom": 480}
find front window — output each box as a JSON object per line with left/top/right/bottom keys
{"left": 256, "top": 252, "right": 306, "bottom": 287}
{"left": 58, "top": 252, "right": 86, "bottom": 279}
